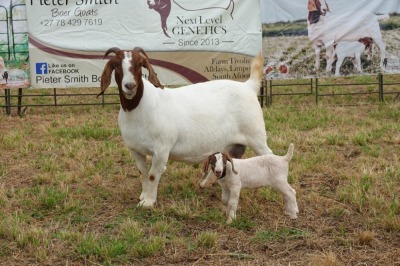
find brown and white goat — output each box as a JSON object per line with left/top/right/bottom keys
{"left": 326, "top": 37, "right": 374, "bottom": 76}
{"left": 99, "top": 47, "right": 272, "bottom": 208}
{"left": 201, "top": 144, "right": 298, "bottom": 224}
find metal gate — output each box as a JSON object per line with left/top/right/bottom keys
{"left": 0, "top": 2, "right": 28, "bottom": 61}
{"left": 11, "top": 3, "right": 28, "bottom": 61}
{"left": 0, "top": 5, "right": 10, "bottom": 60}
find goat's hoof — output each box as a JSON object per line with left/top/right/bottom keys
{"left": 199, "top": 181, "right": 207, "bottom": 188}
{"left": 285, "top": 211, "right": 298, "bottom": 219}
{"left": 138, "top": 199, "right": 155, "bottom": 209}
{"left": 226, "top": 216, "right": 235, "bottom": 224}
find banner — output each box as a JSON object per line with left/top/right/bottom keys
{"left": 26, "top": 0, "right": 262, "bottom": 88}
{"left": 261, "top": 0, "right": 400, "bottom": 79}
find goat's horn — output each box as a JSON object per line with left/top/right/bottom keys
{"left": 133, "top": 47, "right": 149, "bottom": 58}
{"left": 104, "top": 47, "right": 120, "bottom": 59}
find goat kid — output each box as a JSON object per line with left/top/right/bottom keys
{"left": 99, "top": 47, "right": 272, "bottom": 208}
{"left": 200, "top": 143, "right": 298, "bottom": 224}
{"left": 326, "top": 37, "right": 374, "bottom": 76}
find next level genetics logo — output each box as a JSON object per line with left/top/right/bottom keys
{"left": 36, "top": 62, "right": 48, "bottom": 74}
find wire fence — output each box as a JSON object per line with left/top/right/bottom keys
{"left": 1, "top": 74, "right": 400, "bottom": 115}
{"left": 264, "top": 73, "right": 400, "bottom": 107}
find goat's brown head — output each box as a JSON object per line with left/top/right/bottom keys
{"left": 358, "top": 37, "right": 373, "bottom": 49}
{"left": 98, "top": 47, "right": 163, "bottom": 111}
{"left": 203, "top": 152, "right": 238, "bottom": 179}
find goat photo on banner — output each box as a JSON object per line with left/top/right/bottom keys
{"left": 261, "top": 0, "right": 400, "bottom": 79}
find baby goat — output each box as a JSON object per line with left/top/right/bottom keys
{"left": 201, "top": 144, "right": 298, "bottom": 224}
{"left": 326, "top": 37, "right": 374, "bottom": 76}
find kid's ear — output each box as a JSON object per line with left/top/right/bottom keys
{"left": 202, "top": 158, "right": 210, "bottom": 178}
{"left": 226, "top": 154, "right": 238, "bottom": 175}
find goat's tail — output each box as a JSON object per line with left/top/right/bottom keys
{"left": 377, "top": 14, "right": 390, "bottom": 21}
{"left": 248, "top": 51, "right": 263, "bottom": 94}
{"left": 284, "top": 143, "right": 294, "bottom": 162}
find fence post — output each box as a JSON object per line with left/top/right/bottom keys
{"left": 310, "top": 78, "right": 314, "bottom": 94}
{"left": 378, "top": 73, "right": 384, "bottom": 102}
{"left": 53, "top": 88, "right": 57, "bottom": 107}
{"left": 269, "top": 79, "right": 272, "bottom": 107}
{"left": 260, "top": 81, "right": 264, "bottom": 108}
{"left": 5, "top": 89, "right": 11, "bottom": 115}
{"left": 17, "top": 88, "right": 22, "bottom": 115}
{"left": 315, "top": 78, "right": 319, "bottom": 105}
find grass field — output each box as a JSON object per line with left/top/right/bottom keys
{"left": 0, "top": 88, "right": 399, "bottom": 265}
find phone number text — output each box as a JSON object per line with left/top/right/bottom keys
{"left": 40, "top": 19, "right": 103, "bottom": 27}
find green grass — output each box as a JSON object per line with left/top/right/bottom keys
{"left": 253, "top": 227, "right": 308, "bottom": 242}
{"left": 0, "top": 88, "right": 399, "bottom": 264}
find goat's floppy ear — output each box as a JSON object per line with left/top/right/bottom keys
{"left": 145, "top": 62, "right": 164, "bottom": 89}
{"left": 98, "top": 47, "right": 120, "bottom": 97}
{"left": 98, "top": 60, "right": 114, "bottom": 97}
{"left": 226, "top": 154, "right": 238, "bottom": 175}
{"left": 202, "top": 158, "right": 210, "bottom": 178}
{"left": 134, "top": 47, "right": 164, "bottom": 89}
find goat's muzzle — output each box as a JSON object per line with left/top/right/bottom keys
{"left": 123, "top": 82, "right": 138, "bottom": 99}
{"left": 214, "top": 170, "right": 223, "bottom": 178}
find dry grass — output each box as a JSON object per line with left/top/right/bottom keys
{"left": 0, "top": 90, "right": 399, "bottom": 265}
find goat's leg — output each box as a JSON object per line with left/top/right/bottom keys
{"left": 325, "top": 44, "right": 334, "bottom": 61}
{"left": 247, "top": 133, "right": 273, "bottom": 156}
{"left": 335, "top": 57, "right": 344, "bottom": 76}
{"left": 130, "top": 150, "right": 148, "bottom": 201}
{"left": 221, "top": 186, "right": 230, "bottom": 214}
{"left": 139, "top": 152, "right": 168, "bottom": 208}
{"left": 322, "top": 40, "right": 336, "bottom": 72}
{"left": 354, "top": 55, "right": 362, "bottom": 73}
{"left": 250, "top": 143, "right": 273, "bottom": 156}
{"left": 226, "top": 189, "right": 240, "bottom": 224}
{"left": 272, "top": 181, "right": 299, "bottom": 219}
{"left": 326, "top": 44, "right": 337, "bottom": 73}
{"left": 373, "top": 38, "right": 387, "bottom": 69}
{"left": 283, "top": 186, "right": 299, "bottom": 219}
{"left": 367, "top": 45, "right": 373, "bottom": 60}
{"left": 221, "top": 189, "right": 230, "bottom": 206}
{"left": 200, "top": 171, "right": 217, "bottom": 188}
{"left": 326, "top": 55, "right": 336, "bottom": 73}
{"left": 313, "top": 43, "right": 321, "bottom": 70}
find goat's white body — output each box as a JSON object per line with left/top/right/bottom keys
{"left": 201, "top": 144, "right": 298, "bottom": 224}
{"left": 308, "top": 3, "right": 388, "bottom": 70}
{"left": 119, "top": 78, "right": 268, "bottom": 163}
{"left": 326, "top": 41, "right": 369, "bottom": 76}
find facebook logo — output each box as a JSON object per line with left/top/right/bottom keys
{"left": 36, "top": 63, "right": 48, "bottom": 74}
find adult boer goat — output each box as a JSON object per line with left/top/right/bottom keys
{"left": 99, "top": 47, "right": 272, "bottom": 208}
{"left": 307, "top": 0, "right": 389, "bottom": 71}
